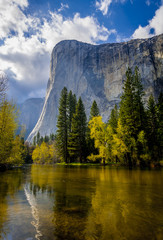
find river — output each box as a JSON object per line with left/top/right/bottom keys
{"left": 0, "top": 165, "right": 163, "bottom": 240}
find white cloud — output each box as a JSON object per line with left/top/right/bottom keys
{"left": 58, "top": 3, "right": 69, "bottom": 12}
{"left": 40, "top": 12, "right": 113, "bottom": 52}
{"left": 95, "top": 0, "right": 126, "bottom": 15}
{"left": 0, "top": 0, "right": 29, "bottom": 39}
{"left": 132, "top": 4, "right": 163, "bottom": 39}
{"left": 0, "top": 0, "right": 116, "bottom": 102}
{"left": 96, "top": 0, "right": 112, "bottom": 15}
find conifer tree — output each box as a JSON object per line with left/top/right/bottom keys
{"left": 132, "top": 66, "right": 145, "bottom": 134}
{"left": 119, "top": 67, "right": 145, "bottom": 166}
{"left": 108, "top": 104, "right": 118, "bottom": 133}
{"left": 67, "top": 91, "right": 77, "bottom": 134}
{"left": 36, "top": 131, "right": 40, "bottom": 145}
{"left": 146, "top": 94, "right": 159, "bottom": 161}
{"left": 68, "top": 97, "right": 87, "bottom": 162}
{"left": 157, "top": 92, "right": 163, "bottom": 159}
{"left": 120, "top": 67, "right": 135, "bottom": 137}
{"left": 89, "top": 100, "right": 99, "bottom": 120}
{"left": 56, "top": 87, "right": 68, "bottom": 163}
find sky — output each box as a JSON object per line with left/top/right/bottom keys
{"left": 0, "top": 0, "right": 163, "bottom": 103}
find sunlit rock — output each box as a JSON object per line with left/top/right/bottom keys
{"left": 27, "top": 34, "right": 163, "bottom": 142}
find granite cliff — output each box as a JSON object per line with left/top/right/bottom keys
{"left": 27, "top": 34, "right": 163, "bottom": 142}
{"left": 18, "top": 98, "right": 44, "bottom": 139}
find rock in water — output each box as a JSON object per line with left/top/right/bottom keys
{"left": 27, "top": 34, "right": 163, "bottom": 142}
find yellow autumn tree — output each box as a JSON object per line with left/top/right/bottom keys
{"left": 112, "top": 119, "right": 128, "bottom": 163}
{"left": 32, "top": 142, "right": 58, "bottom": 164}
{"left": 0, "top": 99, "right": 24, "bottom": 168}
{"left": 0, "top": 100, "right": 17, "bottom": 164}
{"left": 112, "top": 119, "right": 138, "bottom": 164}
{"left": 88, "top": 116, "right": 113, "bottom": 164}
{"left": 7, "top": 136, "right": 25, "bottom": 166}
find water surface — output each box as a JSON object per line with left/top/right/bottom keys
{"left": 0, "top": 165, "right": 163, "bottom": 240}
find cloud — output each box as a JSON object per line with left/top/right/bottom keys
{"left": 0, "top": 0, "right": 29, "bottom": 39}
{"left": 58, "top": 3, "right": 69, "bottom": 12}
{"left": 40, "top": 12, "right": 114, "bottom": 52}
{"left": 96, "top": 0, "right": 112, "bottom": 15}
{"left": 0, "top": 0, "right": 116, "bottom": 102}
{"left": 95, "top": 0, "right": 126, "bottom": 15}
{"left": 132, "top": 4, "right": 163, "bottom": 39}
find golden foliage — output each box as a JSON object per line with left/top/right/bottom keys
{"left": 0, "top": 99, "right": 24, "bottom": 166}
{"left": 32, "top": 141, "right": 59, "bottom": 164}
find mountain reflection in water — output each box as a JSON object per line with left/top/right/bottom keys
{"left": 0, "top": 165, "right": 163, "bottom": 240}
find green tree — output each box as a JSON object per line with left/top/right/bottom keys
{"left": 56, "top": 87, "right": 68, "bottom": 163}
{"left": 36, "top": 131, "right": 40, "bottom": 145}
{"left": 68, "top": 97, "right": 87, "bottom": 162}
{"left": 89, "top": 100, "right": 99, "bottom": 120}
{"left": 119, "top": 67, "right": 145, "bottom": 166}
{"left": 67, "top": 91, "right": 76, "bottom": 134}
{"left": 33, "top": 136, "right": 36, "bottom": 146}
{"left": 132, "top": 66, "right": 145, "bottom": 134}
{"left": 146, "top": 94, "right": 159, "bottom": 161}
{"left": 120, "top": 68, "right": 135, "bottom": 137}
{"left": 157, "top": 92, "right": 163, "bottom": 159}
{"left": 108, "top": 104, "right": 119, "bottom": 133}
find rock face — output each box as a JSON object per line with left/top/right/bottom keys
{"left": 27, "top": 34, "right": 163, "bottom": 142}
{"left": 18, "top": 98, "right": 44, "bottom": 139}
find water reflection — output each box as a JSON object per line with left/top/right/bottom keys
{"left": 30, "top": 165, "right": 95, "bottom": 240}
{"left": 0, "top": 169, "right": 23, "bottom": 239}
{"left": 24, "top": 185, "right": 42, "bottom": 240}
{"left": 0, "top": 165, "right": 163, "bottom": 240}
{"left": 85, "top": 168, "right": 163, "bottom": 240}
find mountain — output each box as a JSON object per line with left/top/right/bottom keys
{"left": 27, "top": 34, "right": 163, "bottom": 142}
{"left": 18, "top": 98, "right": 44, "bottom": 139}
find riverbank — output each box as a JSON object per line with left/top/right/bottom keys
{"left": 56, "top": 161, "right": 162, "bottom": 169}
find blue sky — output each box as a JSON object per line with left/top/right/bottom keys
{"left": 0, "top": 0, "right": 163, "bottom": 102}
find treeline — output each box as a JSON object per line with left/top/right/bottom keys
{"left": 32, "top": 90, "right": 99, "bottom": 164}
{"left": 32, "top": 67, "right": 163, "bottom": 167}
{"left": 0, "top": 76, "right": 26, "bottom": 170}
{"left": 89, "top": 68, "right": 162, "bottom": 167}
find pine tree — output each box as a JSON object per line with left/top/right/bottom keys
{"left": 119, "top": 67, "right": 145, "bottom": 166}
{"left": 89, "top": 100, "right": 99, "bottom": 120}
{"left": 120, "top": 67, "right": 135, "bottom": 137}
{"left": 67, "top": 91, "right": 77, "bottom": 134}
{"left": 157, "top": 92, "right": 163, "bottom": 159}
{"left": 108, "top": 104, "right": 118, "bottom": 133}
{"left": 146, "top": 94, "right": 159, "bottom": 161}
{"left": 33, "top": 136, "right": 36, "bottom": 146}
{"left": 132, "top": 66, "right": 145, "bottom": 135}
{"left": 68, "top": 97, "right": 87, "bottom": 163}
{"left": 56, "top": 87, "right": 68, "bottom": 163}
{"left": 36, "top": 131, "right": 40, "bottom": 145}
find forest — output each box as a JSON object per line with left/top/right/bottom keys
{"left": 32, "top": 67, "right": 163, "bottom": 167}
{"left": 0, "top": 67, "right": 162, "bottom": 169}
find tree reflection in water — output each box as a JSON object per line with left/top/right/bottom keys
{"left": 0, "top": 169, "right": 23, "bottom": 239}
{"left": 0, "top": 165, "right": 163, "bottom": 240}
